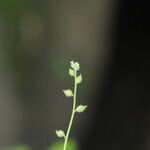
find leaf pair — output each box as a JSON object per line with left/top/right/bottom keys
{"left": 63, "top": 73, "right": 82, "bottom": 98}
{"left": 69, "top": 69, "right": 82, "bottom": 84}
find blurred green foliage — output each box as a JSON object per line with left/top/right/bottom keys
{"left": 0, "top": 0, "right": 29, "bottom": 91}
{"left": 0, "top": 0, "right": 27, "bottom": 16}
{"left": 0, "top": 0, "right": 80, "bottom": 149}
{"left": 0, "top": 139, "right": 78, "bottom": 150}
{"left": 46, "top": 139, "right": 78, "bottom": 150}
{"left": 0, "top": 145, "right": 31, "bottom": 150}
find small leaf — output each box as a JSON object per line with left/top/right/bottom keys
{"left": 55, "top": 130, "right": 65, "bottom": 138}
{"left": 75, "top": 105, "right": 87, "bottom": 113}
{"left": 63, "top": 89, "right": 73, "bottom": 97}
{"left": 69, "top": 68, "right": 75, "bottom": 77}
{"left": 76, "top": 74, "right": 82, "bottom": 84}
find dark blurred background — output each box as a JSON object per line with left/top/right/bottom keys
{"left": 0, "top": 0, "right": 149, "bottom": 150}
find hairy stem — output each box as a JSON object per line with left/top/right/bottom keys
{"left": 63, "top": 71, "right": 77, "bottom": 150}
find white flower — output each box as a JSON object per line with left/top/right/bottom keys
{"left": 70, "top": 61, "right": 80, "bottom": 71}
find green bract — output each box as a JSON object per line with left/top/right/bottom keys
{"left": 63, "top": 89, "right": 73, "bottom": 97}
{"left": 76, "top": 74, "right": 82, "bottom": 84}
{"left": 75, "top": 105, "right": 87, "bottom": 113}
{"left": 55, "top": 130, "right": 65, "bottom": 138}
{"left": 55, "top": 60, "right": 87, "bottom": 150}
{"left": 69, "top": 68, "right": 75, "bottom": 77}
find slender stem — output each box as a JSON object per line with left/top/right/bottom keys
{"left": 63, "top": 71, "right": 77, "bottom": 150}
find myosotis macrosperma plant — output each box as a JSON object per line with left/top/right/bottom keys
{"left": 55, "top": 61, "right": 87, "bottom": 150}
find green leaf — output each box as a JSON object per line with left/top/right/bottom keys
{"left": 69, "top": 68, "right": 74, "bottom": 77}
{"left": 55, "top": 130, "right": 65, "bottom": 138}
{"left": 76, "top": 75, "right": 82, "bottom": 84}
{"left": 75, "top": 105, "right": 87, "bottom": 113}
{"left": 63, "top": 89, "right": 73, "bottom": 97}
{"left": 46, "top": 139, "right": 78, "bottom": 150}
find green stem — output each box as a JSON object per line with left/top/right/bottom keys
{"left": 63, "top": 71, "right": 77, "bottom": 150}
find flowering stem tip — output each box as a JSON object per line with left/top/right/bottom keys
{"left": 55, "top": 61, "right": 87, "bottom": 150}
